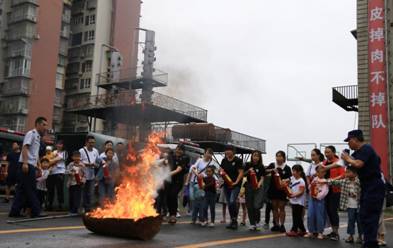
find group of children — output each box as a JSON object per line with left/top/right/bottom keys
{"left": 183, "top": 146, "right": 387, "bottom": 246}
{"left": 34, "top": 143, "right": 120, "bottom": 214}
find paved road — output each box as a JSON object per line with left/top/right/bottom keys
{"left": 0, "top": 202, "right": 391, "bottom": 248}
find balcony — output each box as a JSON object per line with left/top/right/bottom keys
{"left": 7, "top": 30, "right": 38, "bottom": 41}
{"left": 332, "top": 85, "right": 358, "bottom": 112}
{"left": 62, "top": 14, "right": 71, "bottom": 23}
{"left": 8, "top": 67, "right": 31, "bottom": 78}
{"left": 53, "top": 112, "right": 63, "bottom": 123}
{"left": 171, "top": 124, "right": 266, "bottom": 154}
{"left": 87, "top": 0, "right": 97, "bottom": 9}
{"left": 71, "top": 1, "right": 85, "bottom": 15}
{"left": 7, "top": 47, "right": 32, "bottom": 58}
{"left": 54, "top": 92, "right": 65, "bottom": 107}
{"left": 1, "top": 79, "right": 30, "bottom": 96}
{"left": 8, "top": 13, "right": 37, "bottom": 24}
{"left": 0, "top": 105, "right": 28, "bottom": 115}
{"left": 96, "top": 67, "right": 168, "bottom": 90}
{"left": 66, "top": 90, "right": 208, "bottom": 124}
{"left": 11, "top": 0, "right": 38, "bottom": 7}
{"left": 60, "top": 29, "right": 70, "bottom": 39}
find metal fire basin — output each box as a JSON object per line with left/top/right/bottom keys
{"left": 83, "top": 214, "right": 162, "bottom": 240}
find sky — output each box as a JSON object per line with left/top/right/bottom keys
{"left": 140, "top": 0, "right": 358, "bottom": 163}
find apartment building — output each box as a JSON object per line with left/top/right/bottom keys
{"left": 0, "top": 0, "right": 71, "bottom": 132}
{"left": 63, "top": 0, "right": 140, "bottom": 132}
{"left": 0, "top": 0, "right": 141, "bottom": 133}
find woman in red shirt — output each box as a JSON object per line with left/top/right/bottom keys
{"left": 323, "top": 146, "right": 345, "bottom": 241}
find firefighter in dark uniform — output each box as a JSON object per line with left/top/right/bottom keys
{"left": 341, "top": 130, "right": 385, "bottom": 248}
{"left": 9, "top": 117, "right": 49, "bottom": 218}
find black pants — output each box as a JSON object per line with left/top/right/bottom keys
{"left": 37, "top": 190, "right": 46, "bottom": 208}
{"left": 166, "top": 182, "right": 183, "bottom": 216}
{"left": 156, "top": 188, "right": 167, "bottom": 215}
{"left": 245, "top": 185, "right": 264, "bottom": 225}
{"left": 265, "top": 201, "right": 273, "bottom": 225}
{"left": 204, "top": 191, "right": 217, "bottom": 223}
{"left": 291, "top": 204, "right": 306, "bottom": 232}
{"left": 10, "top": 164, "right": 41, "bottom": 217}
{"left": 46, "top": 174, "right": 65, "bottom": 207}
{"left": 326, "top": 191, "right": 340, "bottom": 228}
{"left": 69, "top": 185, "right": 82, "bottom": 214}
{"left": 360, "top": 180, "right": 385, "bottom": 248}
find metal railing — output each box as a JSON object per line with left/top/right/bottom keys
{"left": 332, "top": 84, "right": 358, "bottom": 112}
{"left": 96, "top": 67, "right": 168, "bottom": 88}
{"left": 170, "top": 124, "right": 266, "bottom": 153}
{"left": 229, "top": 129, "right": 266, "bottom": 153}
{"left": 332, "top": 85, "right": 358, "bottom": 100}
{"left": 66, "top": 90, "right": 208, "bottom": 122}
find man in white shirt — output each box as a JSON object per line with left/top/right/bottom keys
{"left": 79, "top": 135, "right": 99, "bottom": 212}
{"left": 9, "top": 117, "right": 48, "bottom": 218}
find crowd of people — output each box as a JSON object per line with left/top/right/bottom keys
{"left": 2, "top": 117, "right": 125, "bottom": 218}
{"left": 158, "top": 130, "right": 389, "bottom": 248}
{"left": 0, "top": 116, "right": 389, "bottom": 248}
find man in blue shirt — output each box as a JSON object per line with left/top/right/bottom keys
{"left": 9, "top": 117, "right": 49, "bottom": 218}
{"left": 341, "top": 130, "right": 385, "bottom": 248}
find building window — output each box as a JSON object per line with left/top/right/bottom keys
{"left": 90, "top": 15, "right": 95, "bottom": 24}
{"left": 71, "top": 32, "right": 82, "bottom": 46}
{"left": 58, "top": 56, "right": 67, "bottom": 67}
{"left": 72, "top": 15, "right": 84, "bottom": 25}
{"left": 84, "top": 15, "right": 95, "bottom": 26}
{"left": 84, "top": 30, "right": 95, "bottom": 42}
{"left": 8, "top": 58, "right": 31, "bottom": 77}
{"left": 80, "top": 78, "right": 91, "bottom": 89}
{"left": 81, "top": 61, "right": 92, "bottom": 73}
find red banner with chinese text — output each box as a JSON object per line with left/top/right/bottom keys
{"left": 368, "top": 0, "right": 390, "bottom": 177}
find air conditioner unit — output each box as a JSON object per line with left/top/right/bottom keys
{"left": 31, "top": 17, "right": 37, "bottom": 22}
{"left": 33, "top": 34, "right": 40, "bottom": 40}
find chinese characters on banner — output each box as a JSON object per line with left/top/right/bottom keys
{"left": 368, "top": 0, "right": 390, "bottom": 177}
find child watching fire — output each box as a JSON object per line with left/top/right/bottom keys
{"left": 66, "top": 151, "right": 86, "bottom": 214}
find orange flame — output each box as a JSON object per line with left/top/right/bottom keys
{"left": 90, "top": 133, "right": 164, "bottom": 220}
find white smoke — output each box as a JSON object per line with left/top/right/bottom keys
{"left": 151, "top": 158, "right": 172, "bottom": 198}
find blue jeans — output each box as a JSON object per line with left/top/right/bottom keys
{"left": 192, "top": 197, "right": 204, "bottom": 222}
{"left": 224, "top": 185, "right": 241, "bottom": 221}
{"left": 347, "top": 208, "right": 362, "bottom": 236}
{"left": 83, "top": 179, "right": 95, "bottom": 212}
{"left": 98, "top": 180, "right": 115, "bottom": 206}
{"left": 307, "top": 196, "right": 326, "bottom": 234}
{"left": 204, "top": 191, "right": 217, "bottom": 223}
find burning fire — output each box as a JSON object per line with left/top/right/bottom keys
{"left": 90, "top": 133, "right": 165, "bottom": 220}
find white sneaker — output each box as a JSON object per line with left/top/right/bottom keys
{"left": 248, "top": 225, "right": 256, "bottom": 231}
{"left": 208, "top": 222, "right": 215, "bottom": 227}
{"left": 200, "top": 221, "right": 208, "bottom": 227}
{"left": 176, "top": 212, "right": 181, "bottom": 218}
